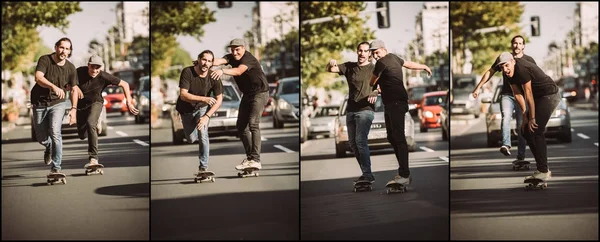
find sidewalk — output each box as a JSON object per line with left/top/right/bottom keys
{"left": 1, "top": 117, "right": 28, "bottom": 134}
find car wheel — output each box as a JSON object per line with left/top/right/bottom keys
{"left": 335, "top": 143, "right": 346, "bottom": 158}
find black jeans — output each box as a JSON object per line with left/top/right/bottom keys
{"left": 237, "top": 91, "right": 269, "bottom": 162}
{"left": 76, "top": 102, "right": 103, "bottom": 160}
{"left": 523, "top": 92, "right": 561, "bottom": 173}
{"left": 384, "top": 101, "right": 410, "bottom": 177}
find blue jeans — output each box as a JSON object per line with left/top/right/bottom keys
{"left": 500, "top": 95, "right": 526, "bottom": 160}
{"left": 346, "top": 110, "right": 374, "bottom": 179}
{"left": 33, "top": 101, "right": 67, "bottom": 171}
{"left": 180, "top": 106, "right": 209, "bottom": 169}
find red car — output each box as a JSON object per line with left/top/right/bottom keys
{"left": 103, "top": 86, "right": 129, "bottom": 115}
{"left": 419, "top": 90, "right": 447, "bottom": 132}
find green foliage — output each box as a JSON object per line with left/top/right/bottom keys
{"left": 150, "top": 2, "right": 216, "bottom": 76}
{"left": 300, "top": 1, "right": 375, "bottom": 88}
{"left": 163, "top": 47, "right": 193, "bottom": 80}
{"left": 261, "top": 28, "right": 299, "bottom": 61}
{"left": 450, "top": 2, "right": 524, "bottom": 74}
{"left": 129, "top": 36, "right": 149, "bottom": 57}
{"left": 1, "top": 2, "right": 81, "bottom": 72}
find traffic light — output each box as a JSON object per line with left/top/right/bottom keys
{"left": 217, "top": 1, "right": 232, "bottom": 8}
{"left": 531, "top": 16, "right": 540, "bottom": 37}
{"left": 376, "top": 1, "right": 390, "bottom": 29}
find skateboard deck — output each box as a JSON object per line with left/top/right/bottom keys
{"left": 237, "top": 167, "right": 259, "bottom": 178}
{"left": 85, "top": 164, "right": 104, "bottom": 176}
{"left": 194, "top": 171, "right": 216, "bottom": 183}
{"left": 385, "top": 181, "right": 407, "bottom": 194}
{"left": 353, "top": 180, "right": 373, "bottom": 192}
{"left": 47, "top": 172, "right": 67, "bottom": 185}
{"left": 512, "top": 160, "right": 531, "bottom": 171}
{"left": 524, "top": 177, "right": 547, "bottom": 190}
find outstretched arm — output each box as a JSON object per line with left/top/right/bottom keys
{"left": 326, "top": 59, "right": 340, "bottom": 73}
{"left": 118, "top": 80, "right": 139, "bottom": 115}
{"left": 403, "top": 61, "right": 432, "bottom": 77}
{"left": 180, "top": 88, "right": 216, "bottom": 106}
{"left": 473, "top": 68, "right": 496, "bottom": 98}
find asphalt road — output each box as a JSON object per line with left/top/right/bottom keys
{"left": 449, "top": 104, "right": 598, "bottom": 240}
{"left": 2, "top": 112, "right": 150, "bottom": 240}
{"left": 150, "top": 116, "right": 300, "bottom": 240}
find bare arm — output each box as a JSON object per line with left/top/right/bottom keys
{"left": 510, "top": 83, "right": 527, "bottom": 114}
{"left": 403, "top": 61, "right": 432, "bottom": 76}
{"left": 180, "top": 88, "right": 215, "bottom": 105}
{"left": 35, "top": 71, "right": 65, "bottom": 99}
{"left": 522, "top": 81, "right": 535, "bottom": 120}
{"left": 222, "top": 64, "right": 248, "bottom": 77}
{"left": 118, "top": 80, "right": 133, "bottom": 103}
{"left": 473, "top": 68, "right": 496, "bottom": 98}
{"left": 326, "top": 59, "right": 340, "bottom": 73}
{"left": 197, "top": 93, "right": 223, "bottom": 130}
{"left": 369, "top": 74, "right": 380, "bottom": 86}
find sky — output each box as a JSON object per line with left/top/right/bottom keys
{"left": 37, "top": 2, "right": 119, "bottom": 67}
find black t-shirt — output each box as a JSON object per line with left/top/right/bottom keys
{"left": 30, "top": 54, "right": 78, "bottom": 107}
{"left": 223, "top": 51, "right": 268, "bottom": 95}
{"left": 373, "top": 54, "right": 408, "bottom": 105}
{"left": 492, "top": 54, "right": 536, "bottom": 95}
{"left": 338, "top": 62, "right": 376, "bottom": 112}
{"left": 76, "top": 66, "right": 121, "bottom": 108}
{"left": 176, "top": 66, "right": 223, "bottom": 114}
{"left": 507, "top": 58, "right": 559, "bottom": 98}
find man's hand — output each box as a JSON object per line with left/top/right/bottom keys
{"left": 472, "top": 89, "right": 480, "bottom": 99}
{"left": 197, "top": 115, "right": 209, "bottom": 130}
{"left": 424, "top": 66, "right": 432, "bottom": 77}
{"left": 72, "top": 86, "right": 84, "bottom": 99}
{"left": 52, "top": 85, "right": 65, "bottom": 99}
{"left": 329, "top": 59, "right": 337, "bottom": 68}
{"left": 203, "top": 97, "right": 217, "bottom": 106}
{"left": 368, "top": 90, "right": 378, "bottom": 104}
{"left": 68, "top": 108, "right": 77, "bottom": 126}
{"left": 528, "top": 117, "right": 538, "bottom": 133}
{"left": 127, "top": 100, "right": 140, "bottom": 115}
{"left": 210, "top": 69, "right": 224, "bottom": 80}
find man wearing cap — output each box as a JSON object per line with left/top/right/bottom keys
{"left": 326, "top": 41, "right": 379, "bottom": 183}
{"left": 497, "top": 51, "right": 560, "bottom": 181}
{"left": 472, "top": 35, "right": 535, "bottom": 161}
{"left": 31, "top": 37, "right": 82, "bottom": 173}
{"left": 368, "top": 39, "right": 432, "bottom": 186}
{"left": 210, "top": 38, "right": 269, "bottom": 171}
{"left": 71, "top": 54, "right": 139, "bottom": 168}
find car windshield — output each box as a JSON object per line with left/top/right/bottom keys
{"left": 425, "top": 95, "right": 445, "bottom": 106}
{"left": 280, "top": 79, "right": 300, "bottom": 94}
{"left": 212, "top": 85, "right": 239, "bottom": 102}
{"left": 561, "top": 77, "right": 576, "bottom": 89}
{"left": 313, "top": 106, "right": 339, "bottom": 117}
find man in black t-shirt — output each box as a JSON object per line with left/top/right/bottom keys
{"left": 31, "top": 37, "right": 82, "bottom": 173}
{"left": 327, "top": 41, "right": 379, "bottom": 183}
{"left": 178, "top": 50, "right": 223, "bottom": 175}
{"left": 472, "top": 35, "right": 534, "bottom": 160}
{"left": 497, "top": 52, "right": 560, "bottom": 181}
{"left": 71, "top": 54, "right": 139, "bottom": 168}
{"left": 369, "top": 39, "right": 432, "bottom": 186}
{"left": 211, "top": 38, "right": 269, "bottom": 171}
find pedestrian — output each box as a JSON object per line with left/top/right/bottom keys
{"left": 496, "top": 52, "right": 560, "bottom": 181}
{"left": 210, "top": 38, "right": 269, "bottom": 171}
{"left": 326, "top": 41, "right": 378, "bottom": 183}
{"left": 176, "top": 50, "right": 223, "bottom": 178}
{"left": 472, "top": 35, "right": 535, "bottom": 161}
{"left": 368, "top": 39, "right": 432, "bottom": 186}
{"left": 31, "top": 37, "right": 82, "bottom": 173}
{"left": 70, "top": 54, "right": 139, "bottom": 168}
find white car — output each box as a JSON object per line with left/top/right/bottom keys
{"left": 307, "top": 104, "right": 339, "bottom": 139}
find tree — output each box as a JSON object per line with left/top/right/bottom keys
{"left": 163, "top": 46, "right": 193, "bottom": 80}
{"left": 450, "top": 2, "right": 524, "bottom": 75}
{"left": 2, "top": 2, "right": 81, "bottom": 72}
{"left": 300, "top": 2, "right": 375, "bottom": 88}
{"left": 150, "top": 2, "right": 216, "bottom": 77}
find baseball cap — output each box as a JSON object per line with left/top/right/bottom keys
{"left": 88, "top": 54, "right": 103, "bottom": 66}
{"left": 228, "top": 38, "right": 246, "bottom": 47}
{"left": 496, "top": 52, "right": 514, "bottom": 67}
{"left": 369, "top": 39, "right": 386, "bottom": 50}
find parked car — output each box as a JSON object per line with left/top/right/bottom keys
{"left": 418, "top": 90, "right": 447, "bottom": 132}
{"left": 133, "top": 75, "right": 151, "bottom": 124}
{"left": 334, "top": 95, "right": 416, "bottom": 158}
{"left": 170, "top": 81, "right": 242, "bottom": 144}
{"left": 29, "top": 92, "right": 108, "bottom": 141}
{"left": 307, "top": 104, "right": 339, "bottom": 139}
{"left": 102, "top": 85, "right": 128, "bottom": 115}
{"left": 451, "top": 74, "right": 481, "bottom": 118}
{"left": 557, "top": 75, "right": 583, "bottom": 102}
{"left": 483, "top": 84, "right": 572, "bottom": 147}
{"left": 272, "top": 76, "right": 300, "bottom": 128}
{"left": 440, "top": 90, "right": 450, "bottom": 141}
{"left": 262, "top": 82, "right": 278, "bottom": 116}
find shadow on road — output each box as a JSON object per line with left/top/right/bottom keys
{"left": 95, "top": 182, "right": 149, "bottom": 198}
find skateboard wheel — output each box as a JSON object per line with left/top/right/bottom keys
{"left": 211, "top": 177, "right": 215, "bottom": 182}
{"left": 100, "top": 170, "right": 104, "bottom": 175}
{"left": 62, "top": 179, "right": 66, "bottom": 184}
{"left": 353, "top": 188, "right": 357, "bottom": 193}
{"left": 237, "top": 173, "right": 242, "bottom": 178}
{"left": 86, "top": 171, "right": 90, "bottom": 176}
{"left": 255, "top": 173, "right": 259, "bottom": 177}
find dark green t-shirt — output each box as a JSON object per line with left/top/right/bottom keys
{"left": 30, "top": 54, "right": 78, "bottom": 107}
{"left": 176, "top": 66, "right": 223, "bottom": 114}
{"left": 507, "top": 58, "right": 559, "bottom": 98}
{"left": 338, "top": 62, "right": 376, "bottom": 112}
{"left": 76, "top": 66, "right": 121, "bottom": 108}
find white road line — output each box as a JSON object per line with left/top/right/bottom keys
{"left": 108, "top": 126, "right": 114, "bottom": 130}
{"left": 126, "top": 117, "right": 135, "bottom": 121}
{"left": 577, "top": 133, "right": 590, "bottom": 139}
{"left": 595, "top": 143, "right": 598, "bottom": 147}
{"left": 571, "top": 128, "right": 575, "bottom": 132}
{"left": 274, "top": 144, "right": 295, "bottom": 153}
{"left": 439, "top": 156, "right": 449, "bottom": 162}
{"left": 261, "top": 136, "right": 268, "bottom": 141}
{"left": 24, "top": 126, "right": 31, "bottom": 130}
{"left": 133, "top": 139, "right": 149, "bottom": 146}
{"left": 420, "top": 146, "right": 435, "bottom": 152}
{"left": 116, "top": 131, "right": 128, "bottom": 137}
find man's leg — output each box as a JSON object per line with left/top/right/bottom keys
{"left": 33, "top": 105, "right": 52, "bottom": 164}
{"left": 195, "top": 107, "right": 209, "bottom": 169}
{"left": 346, "top": 112, "right": 361, "bottom": 170}
{"left": 48, "top": 102, "right": 67, "bottom": 171}
{"left": 76, "top": 106, "right": 90, "bottom": 140}
{"left": 353, "top": 110, "right": 374, "bottom": 180}
{"left": 499, "top": 95, "right": 514, "bottom": 156}
{"left": 512, "top": 97, "right": 527, "bottom": 160}
{"left": 236, "top": 94, "right": 252, "bottom": 160}
{"left": 181, "top": 112, "right": 200, "bottom": 144}
{"left": 241, "top": 92, "right": 268, "bottom": 162}
{"left": 84, "top": 103, "right": 103, "bottom": 161}
{"left": 530, "top": 93, "right": 561, "bottom": 174}
{"left": 385, "top": 103, "right": 409, "bottom": 178}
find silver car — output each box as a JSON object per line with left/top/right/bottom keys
{"left": 334, "top": 95, "right": 416, "bottom": 158}
{"left": 307, "top": 104, "right": 339, "bottom": 139}
{"left": 170, "top": 81, "right": 241, "bottom": 144}
{"left": 451, "top": 74, "right": 481, "bottom": 118}
{"left": 272, "top": 76, "right": 300, "bottom": 128}
{"left": 483, "top": 84, "right": 572, "bottom": 147}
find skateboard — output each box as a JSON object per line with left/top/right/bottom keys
{"left": 524, "top": 177, "right": 547, "bottom": 191}
{"left": 512, "top": 160, "right": 531, "bottom": 171}
{"left": 85, "top": 164, "right": 104, "bottom": 176}
{"left": 385, "top": 181, "right": 407, "bottom": 194}
{"left": 237, "top": 167, "right": 259, "bottom": 178}
{"left": 353, "top": 180, "right": 373, "bottom": 192}
{"left": 194, "top": 171, "right": 216, "bottom": 183}
{"left": 47, "top": 172, "right": 67, "bottom": 185}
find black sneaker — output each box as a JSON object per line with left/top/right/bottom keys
{"left": 50, "top": 167, "right": 60, "bottom": 173}
{"left": 44, "top": 149, "right": 52, "bottom": 165}
{"left": 354, "top": 175, "right": 375, "bottom": 183}
{"left": 500, "top": 146, "right": 511, "bottom": 156}
{"left": 198, "top": 166, "right": 207, "bottom": 173}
